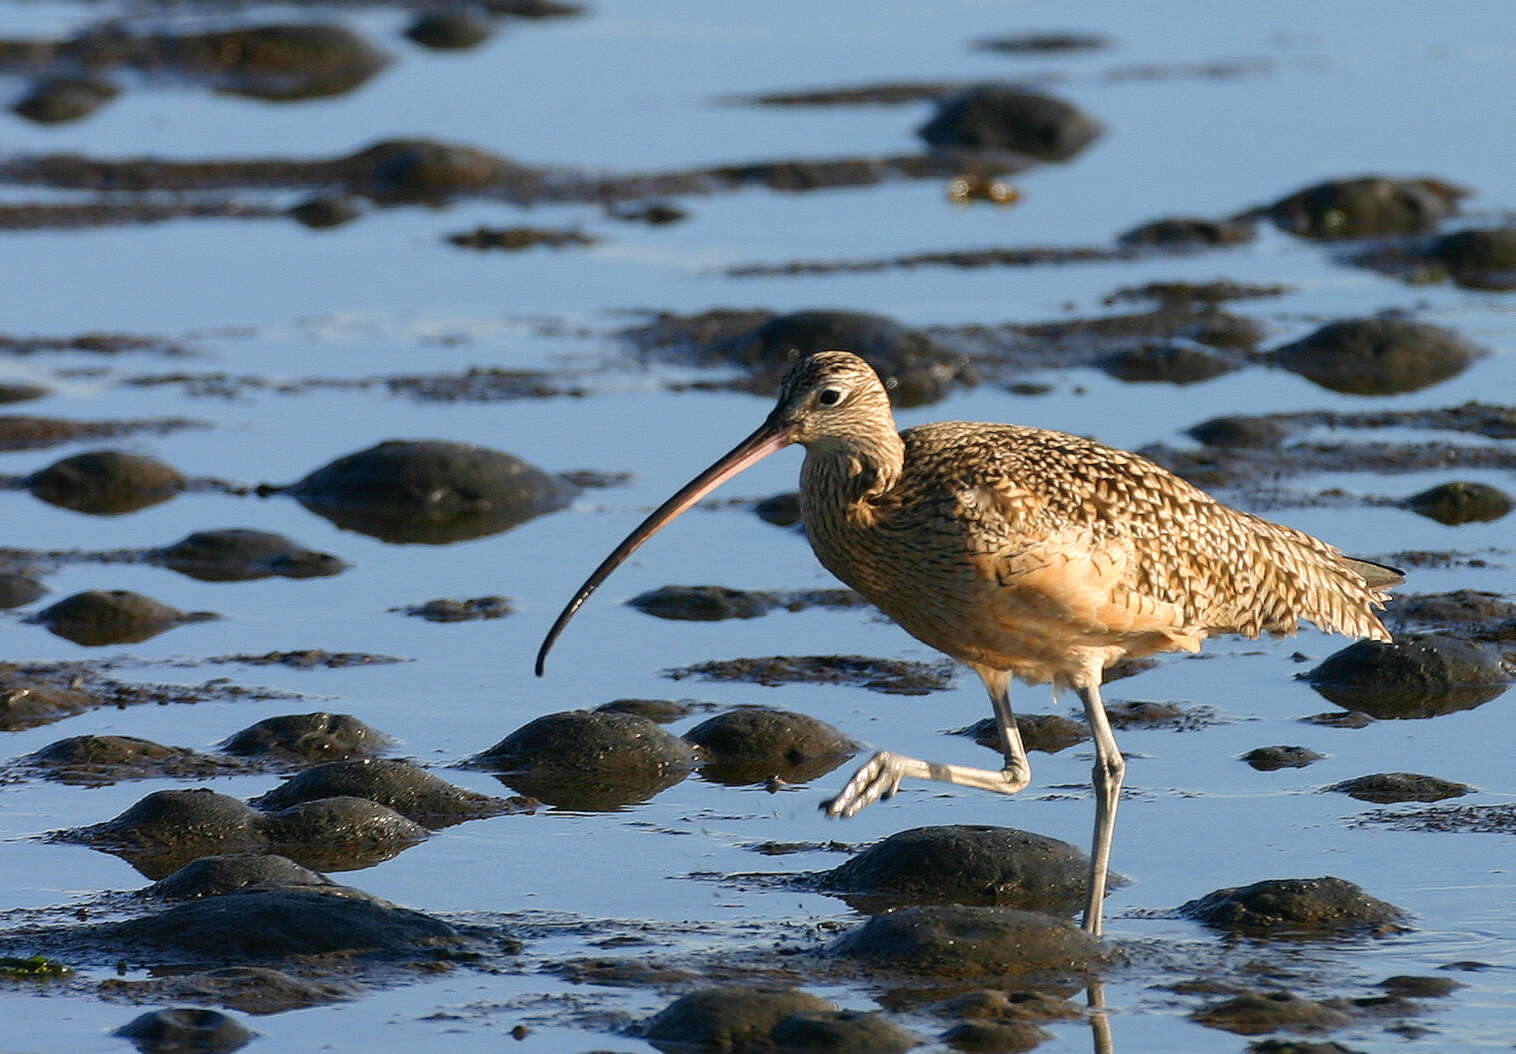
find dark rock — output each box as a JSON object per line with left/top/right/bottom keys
{"left": 1402, "top": 481, "right": 1512, "bottom": 525}
{"left": 1117, "top": 216, "right": 1255, "bottom": 250}
{"left": 219, "top": 712, "right": 389, "bottom": 764}
{"left": 1271, "top": 318, "right": 1481, "bottom": 395}
{"left": 0, "top": 573, "right": 47, "bottom": 609}
{"left": 395, "top": 595, "right": 512, "bottom": 621}
{"left": 13, "top": 77, "right": 120, "bottom": 125}
{"left": 0, "top": 667, "right": 96, "bottom": 730}
{"left": 1246, "top": 1041, "right": 1364, "bottom": 1054}
{"left": 819, "top": 825, "right": 1093, "bottom": 917}
{"left": 404, "top": 8, "right": 494, "bottom": 49}
{"left": 1389, "top": 590, "right": 1516, "bottom": 628}
{"left": 926, "top": 989, "right": 1083, "bottom": 1024}
{"left": 769, "top": 1009, "right": 920, "bottom": 1052}
{"left": 755, "top": 491, "right": 802, "bottom": 527}
{"left": 446, "top": 225, "right": 596, "bottom": 250}
{"left": 115, "top": 1007, "right": 252, "bottom": 1053}
{"left": 288, "top": 195, "right": 361, "bottom": 229}
{"left": 732, "top": 310, "right": 969, "bottom": 407}
{"left": 1180, "top": 876, "right": 1406, "bottom": 936}
{"left": 27, "top": 450, "right": 185, "bottom": 514}
{"left": 146, "top": 853, "right": 334, "bottom": 900}
{"left": 1303, "top": 634, "right": 1511, "bottom": 718}
{"left": 826, "top": 905, "right": 1108, "bottom": 978}
{"left": 28, "top": 589, "right": 215, "bottom": 646}
{"left": 918, "top": 86, "right": 1101, "bottom": 161}
{"left": 0, "top": 381, "right": 49, "bottom": 404}
{"left": 1097, "top": 344, "right": 1238, "bottom": 384}
{"left": 975, "top": 32, "right": 1110, "bottom": 54}
{"left": 60, "top": 787, "right": 428, "bottom": 879}
{"left": 940, "top": 1019, "right": 1050, "bottom": 1052}
{"left": 164, "top": 24, "right": 390, "bottom": 102}
{"left": 1192, "top": 990, "right": 1354, "bottom": 1035}
{"left": 596, "top": 698, "right": 697, "bottom": 722}
{"left": 144, "top": 965, "right": 357, "bottom": 1014}
{"left": 257, "top": 797, "right": 431, "bottom": 872}
{"left": 630, "top": 585, "right": 776, "bottom": 621}
{"left": 667, "top": 655, "right": 956, "bottom": 696}
{"left": 643, "top": 986, "right": 833, "bottom": 1049}
{"left": 64, "top": 787, "right": 264, "bottom": 859}
{"left": 607, "top": 200, "right": 688, "bottom": 225}
{"left": 148, "top": 529, "right": 347, "bottom": 581}
{"left": 1325, "top": 772, "right": 1471, "bottom": 804}
{"left": 469, "top": 709, "right": 697, "bottom": 809}
{"left": 1242, "top": 746, "right": 1323, "bottom": 772}
{"left": 344, "top": 138, "right": 524, "bottom": 203}
{"left": 1424, "top": 227, "right": 1516, "bottom": 290}
{"left": 684, "top": 707, "right": 858, "bottom": 785}
{"left": 250, "top": 757, "right": 522, "bottom": 827}
{"left": 1379, "top": 974, "right": 1460, "bottom": 998}
{"left": 277, "top": 439, "right": 571, "bottom": 543}
{"left": 1263, "top": 177, "right": 1464, "bottom": 239}
{"left": 22, "top": 734, "right": 244, "bottom": 785}
{"left": 1186, "top": 414, "right": 1290, "bottom": 448}
{"left": 104, "top": 886, "right": 456, "bottom": 959}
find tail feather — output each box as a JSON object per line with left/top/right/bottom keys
{"left": 1345, "top": 557, "right": 1405, "bottom": 591}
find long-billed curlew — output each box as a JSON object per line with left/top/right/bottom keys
{"left": 536, "top": 351, "right": 1401, "bottom": 935}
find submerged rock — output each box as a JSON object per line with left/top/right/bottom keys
{"left": 1402, "top": 481, "right": 1512, "bottom": 525}
{"left": 1097, "top": 344, "right": 1238, "bottom": 385}
{"left": 251, "top": 758, "right": 524, "bottom": 827}
{"left": 1191, "top": 989, "right": 1354, "bottom": 1036}
{"left": 1325, "top": 772, "right": 1471, "bottom": 804}
{"left": 730, "top": 310, "right": 969, "bottom": 407}
{"left": 1241, "top": 746, "right": 1323, "bottom": 772}
{"left": 12, "top": 77, "right": 120, "bottom": 125}
{"left": 103, "top": 885, "right": 456, "bottom": 960}
{"left": 0, "top": 667, "right": 96, "bottom": 730}
{"left": 642, "top": 986, "right": 832, "bottom": 1048}
{"left": 0, "top": 572, "right": 47, "bottom": 609}
{"left": 115, "top": 1007, "right": 252, "bottom": 1053}
{"left": 1180, "top": 876, "right": 1406, "bottom": 936}
{"left": 1424, "top": 227, "right": 1516, "bottom": 290}
{"left": 404, "top": 8, "right": 494, "bottom": 49}
{"left": 469, "top": 709, "right": 697, "bottom": 809}
{"left": 818, "top": 826, "right": 1093, "bottom": 917}
{"left": 684, "top": 707, "right": 858, "bottom": 785}
{"left": 1117, "top": 216, "right": 1255, "bottom": 250}
{"left": 1262, "top": 176, "right": 1464, "bottom": 239}
{"left": 28, "top": 590, "right": 216, "bottom": 646}
{"left": 957, "top": 713, "right": 1090, "bottom": 754}
{"left": 146, "top": 853, "right": 334, "bottom": 900}
{"left": 219, "top": 712, "right": 389, "bottom": 765}
{"left": 918, "top": 86, "right": 1101, "bottom": 161}
{"left": 21, "top": 734, "right": 245, "bottom": 785}
{"left": 1271, "top": 318, "right": 1481, "bottom": 395}
{"left": 59, "top": 787, "right": 428, "bottom": 879}
{"left": 668, "top": 655, "right": 956, "bottom": 696}
{"left": 147, "top": 529, "right": 347, "bottom": 581}
{"left": 26, "top": 450, "right": 185, "bottom": 514}
{"left": 274, "top": 439, "right": 571, "bottom": 543}
{"left": 825, "top": 905, "right": 1108, "bottom": 978}
{"left": 1303, "top": 635, "right": 1511, "bottom": 718}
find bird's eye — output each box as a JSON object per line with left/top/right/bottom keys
{"left": 817, "top": 387, "right": 842, "bottom": 407}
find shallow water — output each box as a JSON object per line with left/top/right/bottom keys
{"left": 2, "top": 0, "right": 1514, "bottom": 1050}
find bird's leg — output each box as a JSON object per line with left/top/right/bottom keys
{"left": 823, "top": 667, "right": 1031, "bottom": 819}
{"left": 1077, "top": 679, "right": 1125, "bottom": 936}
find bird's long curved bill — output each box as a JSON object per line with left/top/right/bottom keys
{"left": 535, "top": 414, "right": 796, "bottom": 675}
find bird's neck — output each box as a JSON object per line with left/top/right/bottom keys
{"left": 800, "top": 429, "right": 905, "bottom": 509}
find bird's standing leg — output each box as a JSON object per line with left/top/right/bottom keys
{"left": 1077, "top": 679, "right": 1125, "bottom": 936}
{"left": 823, "top": 666, "right": 1031, "bottom": 818}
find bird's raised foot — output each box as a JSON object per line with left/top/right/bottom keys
{"left": 822, "top": 750, "right": 907, "bottom": 819}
